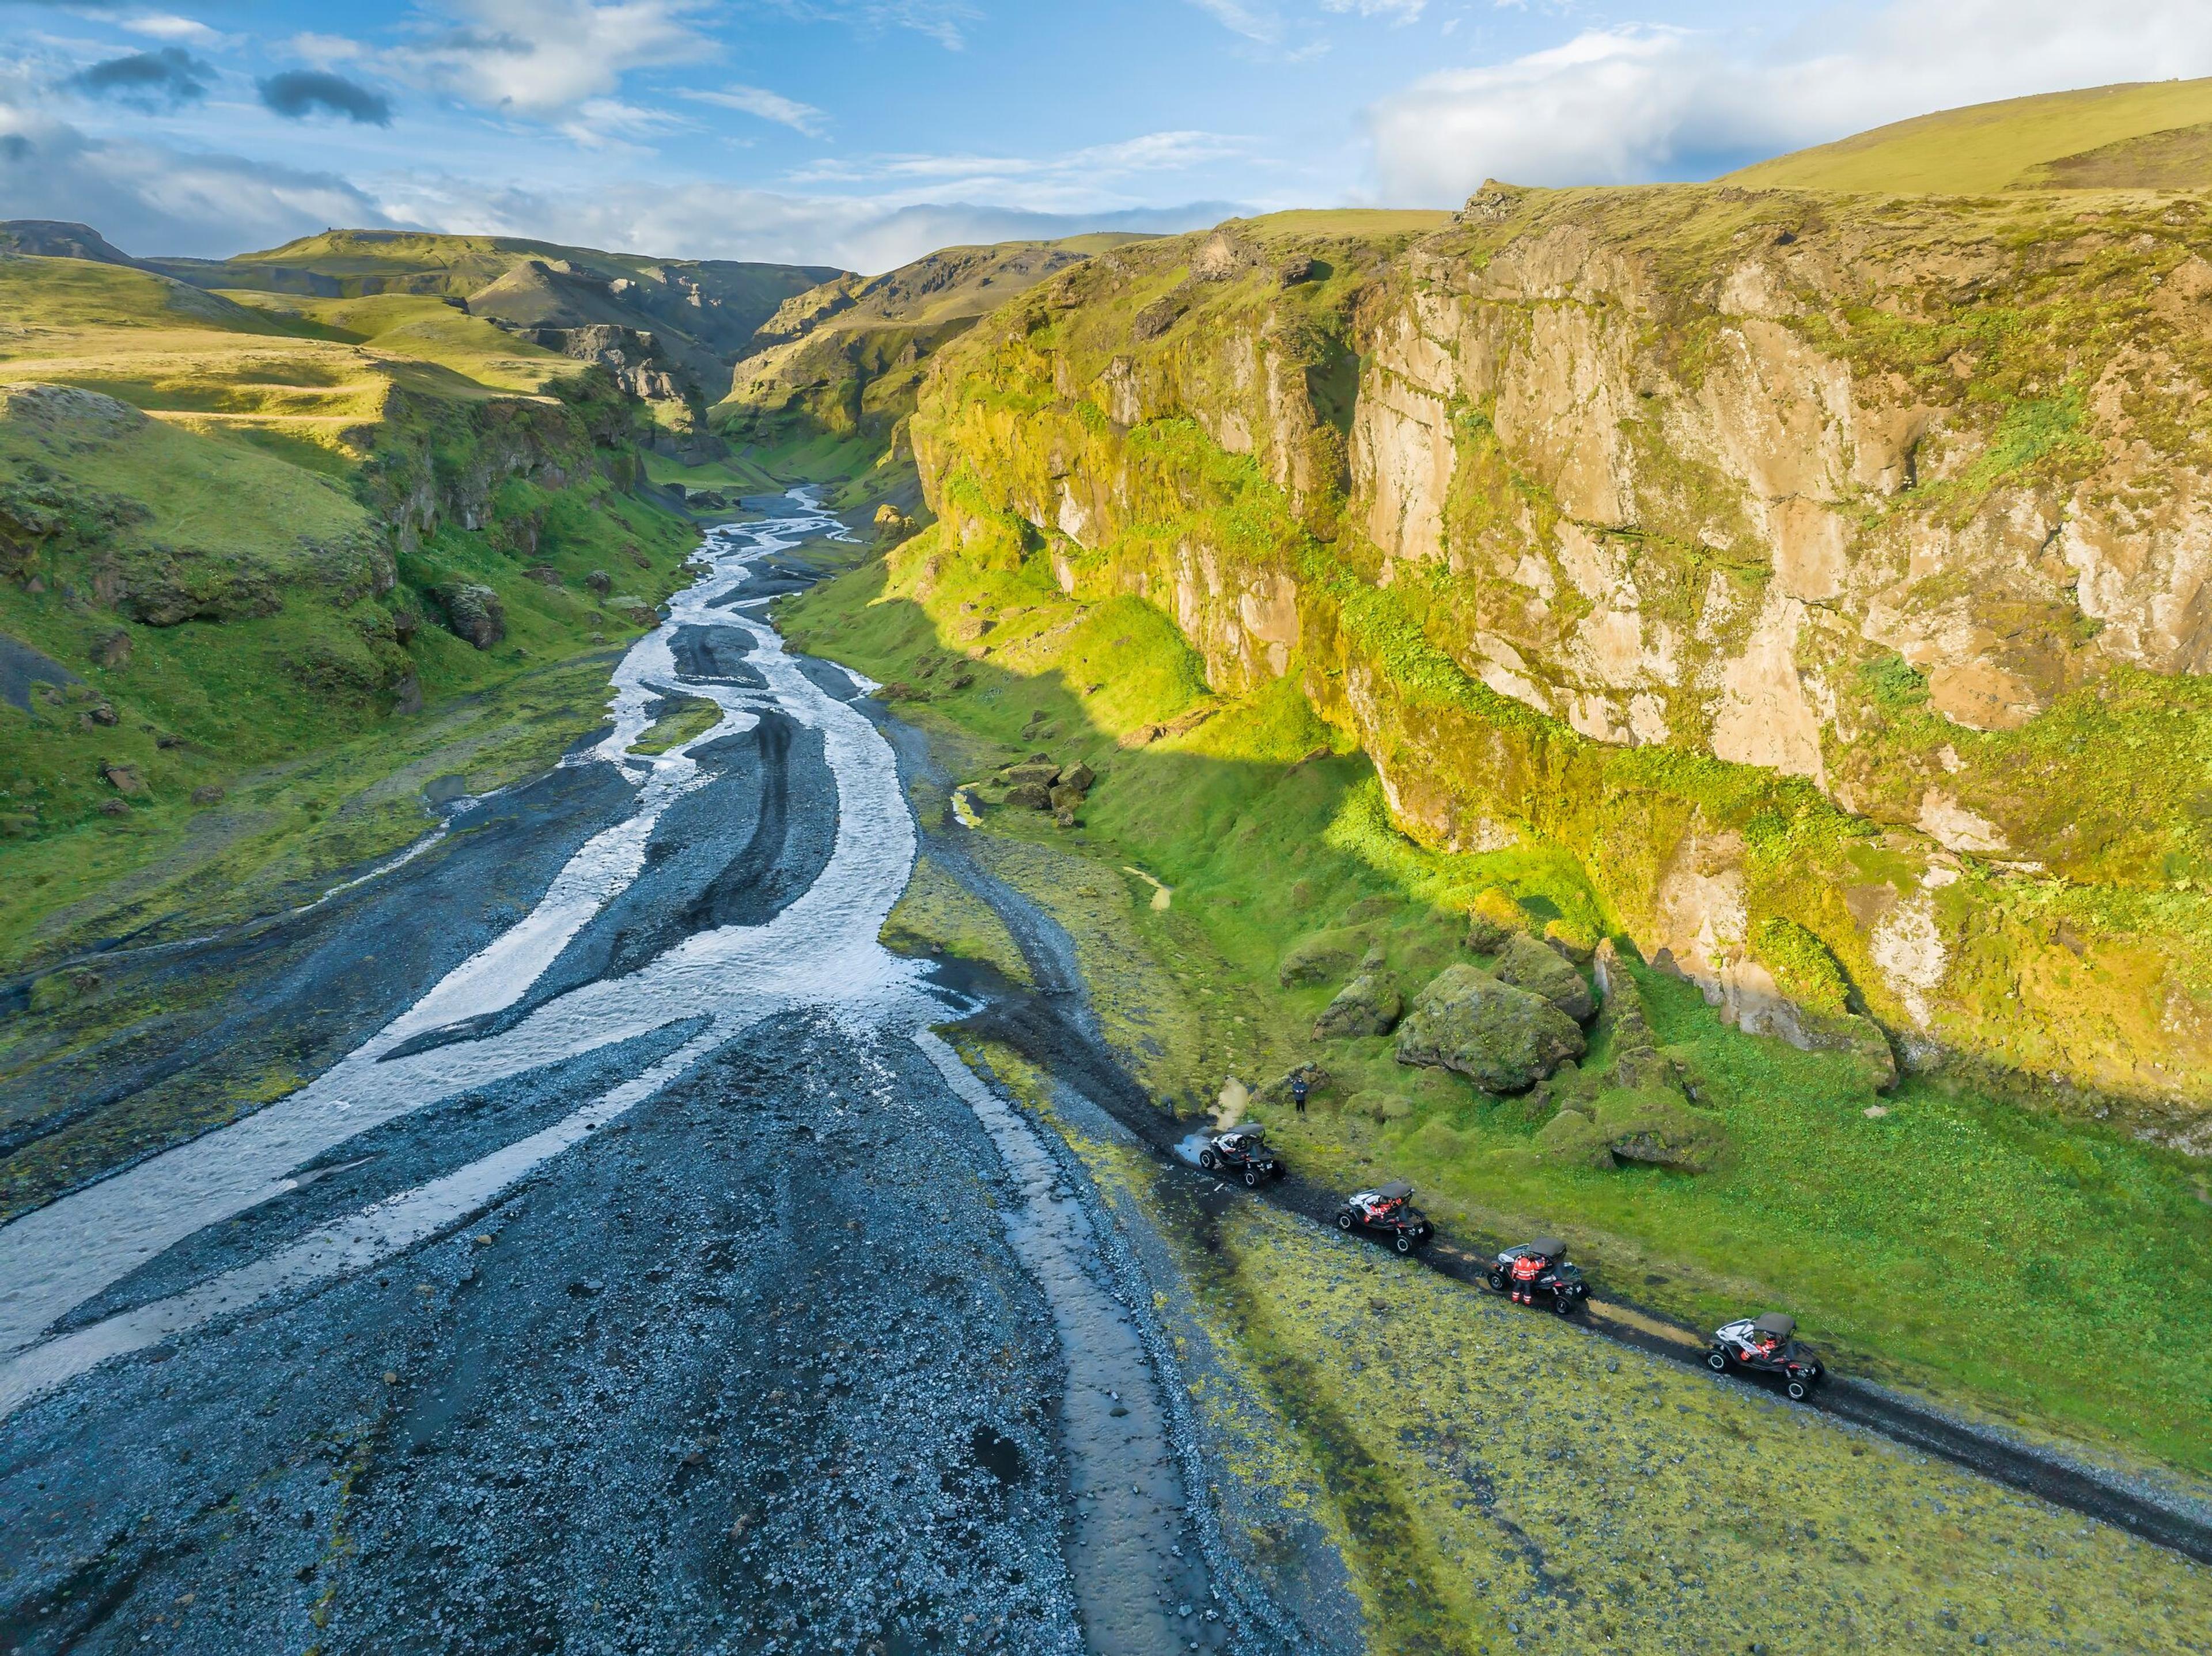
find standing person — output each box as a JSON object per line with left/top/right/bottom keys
{"left": 1510, "top": 1249, "right": 1544, "bottom": 1305}
{"left": 1290, "top": 1071, "right": 1309, "bottom": 1116}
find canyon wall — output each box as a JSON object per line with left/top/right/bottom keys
{"left": 908, "top": 191, "right": 2212, "bottom": 1140}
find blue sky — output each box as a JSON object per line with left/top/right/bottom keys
{"left": 3, "top": 1, "right": 2211, "bottom": 270}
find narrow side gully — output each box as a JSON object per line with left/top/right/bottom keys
{"left": 877, "top": 719, "right": 2212, "bottom": 1571}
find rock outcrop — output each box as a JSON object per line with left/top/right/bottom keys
{"left": 1536, "top": 1087, "right": 1729, "bottom": 1172}
{"left": 438, "top": 583, "right": 505, "bottom": 650}
{"left": 1278, "top": 927, "right": 1370, "bottom": 987}
{"left": 1491, "top": 933, "right": 1594, "bottom": 1022}
{"left": 1313, "top": 972, "right": 1403, "bottom": 1039}
{"left": 1394, "top": 964, "right": 1586, "bottom": 1092}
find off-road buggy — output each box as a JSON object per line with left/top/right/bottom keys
{"left": 1487, "top": 1238, "right": 1588, "bottom": 1315}
{"left": 1199, "top": 1125, "right": 1283, "bottom": 1187}
{"left": 1334, "top": 1180, "right": 1434, "bottom": 1253}
{"left": 1708, "top": 1312, "right": 1824, "bottom": 1400}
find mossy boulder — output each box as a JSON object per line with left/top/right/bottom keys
{"left": 1542, "top": 919, "right": 1597, "bottom": 967}
{"left": 1463, "top": 886, "right": 1525, "bottom": 954}
{"left": 1785, "top": 1004, "right": 1900, "bottom": 1093}
{"left": 1394, "top": 963, "right": 1585, "bottom": 1092}
{"left": 1536, "top": 1086, "right": 1729, "bottom": 1172}
{"left": 1313, "top": 972, "right": 1403, "bottom": 1039}
{"left": 1493, "top": 931, "right": 1594, "bottom": 1022}
{"left": 1592, "top": 940, "right": 1681, "bottom": 1094}
{"left": 1279, "top": 926, "right": 1369, "bottom": 987}
{"left": 1349, "top": 1089, "right": 1416, "bottom": 1123}
{"left": 438, "top": 582, "right": 505, "bottom": 649}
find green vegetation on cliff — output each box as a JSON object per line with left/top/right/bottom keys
{"left": 882, "top": 187, "right": 2212, "bottom": 1135}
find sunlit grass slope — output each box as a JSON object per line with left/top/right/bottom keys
{"left": 1724, "top": 76, "right": 2212, "bottom": 192}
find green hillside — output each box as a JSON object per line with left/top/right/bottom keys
{"left": 713, "top": 234, "right": 1160, "bottom": 484}
{"left": 0, "top": 247, "right": 700, "bottom": 967}
{"left": 154, "top": 229, "right": 844, "bottom": 365}
{"left": 1725, "top": 76, "right": 2212, "bottom": 192}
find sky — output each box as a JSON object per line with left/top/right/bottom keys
{"left": 2, "top": 1, "right": 2211, "bottom": 272}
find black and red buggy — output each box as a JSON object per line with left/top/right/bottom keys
{"left": 1199, "top": 1125, "right": 1283, "bottom": 1187}
{"left": 1334, "top": 1180, "right": 1434, "bottom": 1254}
{"left": 1708, "top": 1313, "right": 1824, "bottom": 1400}
{"left": 1487, "top": 1238, "right": 1588, "bottom": 1316}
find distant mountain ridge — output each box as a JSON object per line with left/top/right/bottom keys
{"left": 0, "top": 221, "right": 153, "bottom": 270}
{"left": 714, "top": 233, "right": 1156, "bottom": 450}
{"left": 124, "top": 229, "right": 851, "bottom": 431}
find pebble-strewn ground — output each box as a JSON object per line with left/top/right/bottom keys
{"left": 0, "top": 1015, "right": 1088, "bottom": 1656}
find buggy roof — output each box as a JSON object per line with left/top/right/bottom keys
{"left": 1752, "top": 1312, "right": 1797, "bottom": 1337}
{"left": 1222, "top": 1124, "right": 1264, "bottom": 1139}
{"left": 1528, "top": 1237, "right": 1565, "bottom": 1257}
{"left": 1373, "top": 1179, "right": 1413, "bottom": 1200}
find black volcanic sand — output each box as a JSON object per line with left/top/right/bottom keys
{"left": 0, "top": 760, "right": 642, "bottom": 1214}
{"left": 381, "top": 710, "right": 841, "bottom": 1062}
{"left": 0, "top": 1015, "right": 1089, "bottom": 1656}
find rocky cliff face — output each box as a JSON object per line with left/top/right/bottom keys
{"left": 910, "top": 200, "right": 2212, "bottom": 1138}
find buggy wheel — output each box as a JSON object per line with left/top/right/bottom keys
{"left": 1786, "top": 1378, "right": 1809, "bottom": 1401}
{"left": 1243, "top": 1168, "right": 1260, "bottom": 1188}
{"left": 1393, "top": 1232, "right": 1415, "bottom": 1255}
{"left": 1335, "top": 1211, "right": 1355, "bottom": 1232}
{"left": 1706, "top": 1349, "right": 1729, "bottom": 1373}
{"left": 1198, "top": 1149, "right": 1217, "bottom": 1171}
{"left": 1552, "top": 1291, "right": 1578, "bottom": 1317}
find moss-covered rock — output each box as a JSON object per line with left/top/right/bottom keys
{"left": 1537, "top": 1085, "right": 1730, "bottom": 1172}
{"left": 1278, "top": 925, "right": 1369, "bottom": 987}
{"left": 1349, "top": 1089, "right": 1416, "bottom": 1122}
{"left": 1492, "top": 931, "right": 1594, "bottom": 1022}
{"left": 1592, "top": 940, "right": 1681, "bottom": 1094}
{"left": 1463, "top": 885, "right": 1526, "bottom": 954}
{"left": 437, "top": 582, "right": 505, "bottom": 649}
{"left": 1313, "top": 971, "right": 1403, "bottom": 1039}
{"left": 1393, "top": 962, "right": 1585, "bottom": 1092}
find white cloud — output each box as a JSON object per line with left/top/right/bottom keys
{"left": 787, "top": 129, "right": 1250, "bottom": 210}
{"left": 0, "top": 97, "right": 386, "bottom": 256}
{"left": 288, "top": 33, "right": 367, "bottom": 67}
{"left": 681, "top": 84, "right": 828, "bottom": 137}
{"left": 778, "top": 2, "right": 980, "bottom": 52}
{"left": 1366, "top": 0, "right": 2212, "bottom": 203}
{"left": 389, "top": 0, "right": 711, "bottom": 118}
{"left": 371, "top": 170, "right": 1233, "bottom": 272}
{"left": 118, "top": 14, "right": 220, "bottom": 44}
{"left": 554, "top": 96, "right": 694, "bottom": 150}
{"left": 1322, "top": 0, "right": 1425, "bottom": 18}
{"left": 1185, "top": 0, "right": 1283, "bottom": 44}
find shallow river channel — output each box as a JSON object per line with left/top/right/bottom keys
{"left": 0, "top": 493, "right": 1279, "bottom": 1655}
